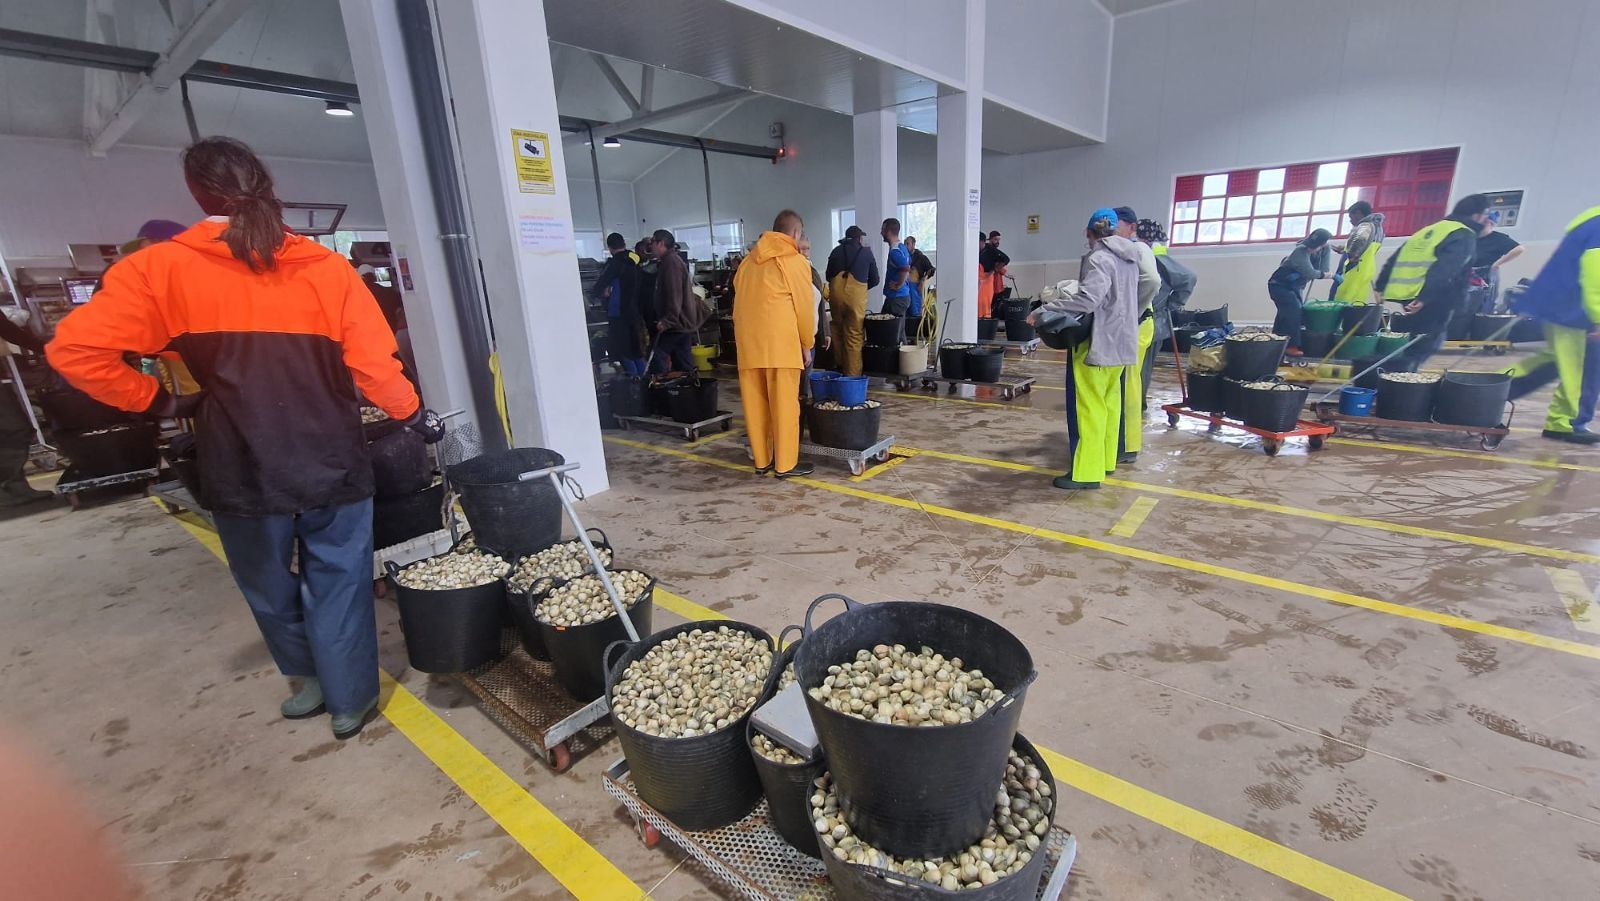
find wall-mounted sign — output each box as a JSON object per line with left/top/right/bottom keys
{"left": 1484, "top": 190, "right": 1524, "bottom": 227}
{"left": 510, "top": 129, "right": 555, "bottom": 194}
{"left": 967, "top": 188, "right": 981, "bottom": 229}
{"left": 1026, "top": 214, "right": 1041, "bottom": 234}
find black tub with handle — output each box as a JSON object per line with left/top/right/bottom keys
{"left": 977, "top": 319, "right": 1000, "bottom": 340}
{"left": 862, "top": 344, "right": 900, "bottom": 375}
{"left": 1223, "top": 336, "right": 1288, "bottom": 381}
{"left": 606, "top": 621, "right": 779, "bottom": 831}
{"left": 1339, "top": 304, "right": 1382, "bottom": 336}
{"left": 1433, "top": 371, "right": 1511, "bottom": 427}
{"left": 373, "top": 480, "right": 445, "bottom": 550}
{"left": 1189, "top": 305, "right": 1229, "bottom": 328}
{"left": 1003, "top": 316, "right": 1037, "bottom": 342}
{"left": 1375, "top": 375, "right": 1437, "bottom": 422}
{"left": 1240, "top": 383, "right": 1309, "bottom": 433}
{"left": 1220, "top": 377, "right": 1256, "bottom": 420}
{"left": 364, "top": 418, "right": 433, "bottom": 498}
{"left": 446, "top": 448, "right": 565, "bottom": 562}
{"left": 1185, "top": 372, "right": 1225, "bottom": 414}
{"left": 1298, "top": 331, "right": 1336, "bottom": 358}
{"left": 816, "top": 732, "right": 1056, "bottom": 901}
{"left": 1350, "top": 355, "right": 1416, "bottom": 390}
{"left": 808, "top": 404, "right": 883, "bottom": 451}
{"left": 530, "top": 571, "right": 654, "bottom": 702}
{"left": 1471, "top": 313, "right": 1518, "bottom": 341}
{"left": 964, "top": 346, "right": 1006, "bottom": 383}
{"left": 864, "top": 316, "right": 904, "bottom": 347}
{"left": 386, "top": 551, "right": 509, "bottom": 674}
{"left": 939, "top": 342, "right": 974, "bottom": 380}
{"left": 793, "top": 595, "right": 1037, "bottom": 859}
{"left": 749, "top": 625, "right": 825, "bottom": 858}
{"left": 503, "top": 527, "right": 613, "bottom": 662}
{"left": 665, "top": 376, "right": 719, "bottom": 424}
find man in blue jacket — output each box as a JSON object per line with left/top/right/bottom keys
{"left": 879, "top": 218, "right": 913, "bottom": 318}
{"left": 1507, "top": 205, "right": 1600, "bottom": 444}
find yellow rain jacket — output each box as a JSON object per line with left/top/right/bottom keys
{"left": 732, "top": 231, "right": 816, "bottom": 370}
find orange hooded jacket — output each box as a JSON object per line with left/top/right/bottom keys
{"left": 47, "top": 220, "right": 419, "bottom": 515}
{"left": 731, "top": 231, "right": 816, "bottom": 370}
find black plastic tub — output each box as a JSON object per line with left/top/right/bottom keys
{"left": 1339, "top": 304, "right": 1382, "bottom": 336}
{"left": 864, "top": 317, "right": 903, "bottom": 347}
{"left": 1471, "top": 313, "right": 1518, "bottom": 341}
{"left": 1003, "top": 317, "right": 1036, "bottom": 342}
{"left": 1351, "top": 355, "right": 1416, "bottom": 390}
{"left": 808, "top": 405, "right": 882, "bottom": 451}
{"left": 665, "top": 377, "right": 719, "bottom": 424}
{"left": 1223, "top": 336, "right": 1287, "bottom": 381}
{"left": 447, "top": 448, "right": 565, "bottom": 563}
{"left": 530, "top": 573, "right": 655, "bottom": 702}
{"left": 1510, "top": 317, "right": 1546, "bottom": 344}
{"left": 373, "top": 481, "right": 445, "bottom": 550}
{"left": 1220, "top": 377, "right": 1252, "bottom": 420}
{"left": 610, "top": 377, "right": 648, "bottom": 417}
{"left": 977, "top": 319, "right": 1000, "bottom": 340}
{"left": 503, "top": 527, "right": 612, "bottom": 662}
{"left": 965, "top": 346, "right": 1005, "bottom": 383}
{"left": 939, "top": 343, "right": 973, "bottom": 380}
{"left": 1240, "top": 384, "right": 1308, "bottom": 433}
{"left": 817, "top": 733, "right": 1056, "bottom": 901}
{"left": 648, "top": 381, "right": 673, "bottom": 416}
{"left": 793, "top": 595, "right": 1037, "bottom": 859}
{"left": 1185, "top": 372, "right": 1225, "bottom": 414}
{"left": 387, "top": 555, "right": 508, "bottom": 673}
{"left": 1189, "top": 305, "right": 1229, "bottom": 328}
{"left": 1172, "top": 327, "right": 1198, "bottom": 353}
{"left": 1386, "top": 312, "right": 1413, "bottom": 334}
{"left": 364, "top": 419, "right": 433, "bottom": 498}
{"left": 862, "top": 345, "right": 900, "bottom": 375}
{"left": 54, "top": 423, "right": 159, "bottom": 478}
{"left": 1299, "top": 331, "right": 1336, "bottom": 358}
{"left": 162, "top": 433, "right": 204, "bottom": 502}
{"left": 606, "top": 621, "right": 778, "bottom": 831}
{"left": 1434, "top": 371, "right": 1511, "bottom": 427}
{"left": 1376, "top": 376, "right": 1437, "bottom": 422}
{"left": 39, "top": 386, "right": 134, "bottom": 431}
{"left": 749, "top": 628, "right": 824, "bottom": 858}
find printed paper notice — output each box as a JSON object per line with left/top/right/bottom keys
{"left": 1026, "top": 214, "right": 1041, "bottom": 233}
{"left": 967, "top": 188, "right": 981, "bottom": 229}
{"left": 510, "top": 129, "right": 555, "bottom": 194}
{"left": 518, "top": 214, "right": 572, "bottom": 253}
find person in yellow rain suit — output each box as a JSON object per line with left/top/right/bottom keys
{"left": 1332, "top": 201, "right": 1386, "bottom": 304}
{"left": 734, "top": 210, "right": 818, "bottom": 477}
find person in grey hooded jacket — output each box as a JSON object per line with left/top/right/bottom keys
{"left": 1028, "top": 208, "right": 1142, "bottom": 489}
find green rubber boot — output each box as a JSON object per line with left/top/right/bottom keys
{"left": 280, "top": 677, "right": 325, "bottom": 718}
{"left": 332, "top": 696, "right": 380, "bottom": 740}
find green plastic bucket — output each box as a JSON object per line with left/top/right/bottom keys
{"left": 1340, "top": 333, "right": 1379, "bottom": 358}
{"left": 1374, "top": 333, "right": 1410, "bottom": 356}
{"left": 1302, "top": 302, "right": 1344, "bottom": 333}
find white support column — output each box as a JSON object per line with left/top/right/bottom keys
{"left": 937, "top": 0, "right": 985, "bottom": 342}
{"left": 341, "top": 0, "right": 479, "bottom": 434}
{"left": 435, "top": 0, "right": 608, "bottom": 491}
{"left": 853, "top": 108, "right": 897, "bottom": 309}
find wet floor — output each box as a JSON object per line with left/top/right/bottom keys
{"left": 4, "top": 344, "right": 1599, "bottom": 899}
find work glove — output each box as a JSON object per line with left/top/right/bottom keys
{"left": 146, "top": 386, "right": 207, "bottom": 420}
{"left": 403, "top": 408, "right": 446, "bottom": 444}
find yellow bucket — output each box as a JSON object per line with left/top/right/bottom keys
{"left": 691, "top": 344, "right": 717, "bottom": 372}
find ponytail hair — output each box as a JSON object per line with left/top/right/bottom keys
{"left": 181, "top": 137, "right": 285, "bottom": 272}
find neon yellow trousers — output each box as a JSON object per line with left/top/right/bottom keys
{"left": 1065, "top": 342, "right": 1124, "bottom": 483}
{"left": 1509, "top": 323, "right": 1590, "bottom": 433}
{"left": 1121, "top": 316, "right": 1155, "bottom": 454}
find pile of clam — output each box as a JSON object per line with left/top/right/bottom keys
{"left": 750, "top": 730, "right": 808, "bottom": 765}
{"left": 865, "top": 313, "right": 899, "bottom": 321}
{"left": 1243, "top": 380, "right": 1302, "bottom": 392}
{"left": 393, "top": 549, "right": 509, "bottom": 590}
{"left": 813, "top": 400, "right": 882, "bottom": 412}
{"left": 360, "top": 406, "right": 389, "bottom": 424}
{"left": 777, "top": 660, "right": 797, "bottom": 691}
{"left": 612, "top": 627, "right": 773, "bottom": 738}
{"left": 507, "top": 540, "right": 615, "bottom": 594}
{"left": 1227, "top": 330, "right": 1286, "bottom": 342}
{"left": 1377, "top": 329, "right": 1410, "bottom": 338}
{"left": 810, "top": 748, "right": 1052, "bottom": 890}
{"left": 807, "top": 644, "right": 1001, "bottom": 726}
{"left": 535, "top": 570, "right": 650, "bottom": 627}
{"left": 1380, "top": 372, "right": 1439, "bottom": 384}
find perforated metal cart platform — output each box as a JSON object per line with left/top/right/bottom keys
{"left": 454, "top": 630, "right": 614, "bottom": 772}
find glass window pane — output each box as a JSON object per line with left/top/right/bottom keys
{"left": 1171, "top": 223, "right": 1197, "bottom": 244}
{"left": 1345, "top": 186, "right": 1373, "bottom": 208}
{"left": 1249, "top": 218, "right": 1278, "bottom": 241}
{"left": 1222, "top": 220, "right": 1249, "bottom": 242}
{"left": 1283, "top": 191, "right": 1313, "bottom": 215}
{"left": 1310, "top": 213, "right": 1342, "bottom": 235}
{"left": 1226, "top": 195, "right": 1253, "bottom": 218}
{"left": 1257, "top": 168, "right": 1286, "bottom": 193}
{"left": 1197, "top": 221, "right": 1223, "bottom": 243}
{"left": 1313, "top": 188, "right": 1344, "bottom": 212}
{"left": 1173, "top": 200, "right": 1199, "bottom": 221}
{"left": 1280, "top": 216, "right": 1309, "bottom": 239}
{"left": 1316, "top": 161, "right": 1349, "bottom": 187}
{"left": 1254, "top": 193, "right": 1282, "bottom": 217}
{"left": 1200, "top": 197, "right": 1225, "bottom": 219}
{"left": 1202, "top": 174, "right": 1228, "bottom": 197}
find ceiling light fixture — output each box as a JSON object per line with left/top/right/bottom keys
{"left": 603, "top": 136, "right": 621, "bottom": 148}
{"left": 324, "top": 101, "right": 355, "bottom": 118}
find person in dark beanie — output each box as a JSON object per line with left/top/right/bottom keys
{"left": 592, "top": 232, "right": 645, "bottom": 375}
{"left": 1377, "top": 194, "right": 1489, "bottom": 366}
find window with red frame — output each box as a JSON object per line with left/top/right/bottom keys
{"left": 1168, "top": 148, "right": 1459, "bottom": 247}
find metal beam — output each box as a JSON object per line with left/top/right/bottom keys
{"left": 558, "top": 116, "right": 780, "bottom": 162}
{"left": 88, "top": 0, "right": 256, "bottom": 154}
{"left": 639, "top": 66, "right": 655, "bottom": 111}
{"left": 186, "top": 60, "right": 359, "bottom": 103}
{"left": 590, "top": 53, "right": 638, "bottom": 113}
{"left": 591, "top": 89, "right": 751, "bottom": 140}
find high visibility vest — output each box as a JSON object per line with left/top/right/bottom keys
{"left": 1334, "top": 241, "right": 1381, "bottom": 303}
{"left": 1381, "top": 220, "right": 1470, "bottom": 302}
{"left": 1152, "top": 243, "right": 1169, "bottom": 257}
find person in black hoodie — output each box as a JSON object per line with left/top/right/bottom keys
{"left": 591, "top": 233, "right": 645, "bottom": 375}
{"left": 1376, "top": 194, "right": 1488, "bottom": 366}
{"left": 1267, "top": 229, "right": 1334, "bottom": 356}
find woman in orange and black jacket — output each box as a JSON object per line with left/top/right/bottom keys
{"left": 48, "top": 137, "right": 442, "bottom": 740}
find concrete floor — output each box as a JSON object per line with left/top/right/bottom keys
{"left": 5, "top": 344, "right": 1600, "bottom": 899}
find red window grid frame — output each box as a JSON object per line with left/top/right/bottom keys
{"left": 1171, "top": 147, "right": 1459, "bottom": 248}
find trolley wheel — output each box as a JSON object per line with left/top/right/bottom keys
{"left": 1021, "top": 384, "right": 1033, "bottom": 395}
{"left": 921, "top": 379, "right": 936, "bottom": 390}
{"left": 719, "top": 419, "right": 732, "bottom": 432}
{"left": 687, "top": 429, "right": 700, "bottom": 441}
{"left": 66, "top": 492, "right": 81, "bottom": 510}
{"left": 373, "top": 578, "right": 389, "bottom": 598}
{"left": 618, "top": 419, "right": 632, "bottom": 431}
{"left": 638, "top": 820, "right": 662, "bottom": 849}
{"left": 1263, "top": 439, "right": 1282, "bottom": 456}
{"left": 1166, "top": 412, "right": 1179, "bottom": 427}
{"left": 1481, "top": 433, "right": 1505, "bottom": 450}
{"left": 875, "top": 449, "right": 891, "bottom": 463}
{"left": 1491, "top": 345, "right": 1508, "bottom": 356}
{"left": 947, "top": 383, "right": 957, "bottom": 394}
{"left": 1207, "top": 421, "right": 1221, "bottom": 432}
{"left": 1309, "top": 435, "right": 1326, "bottom": 450}
{"left": 547, "top": 742, "right": 573, "bottom": 773}
{"left": 849, "top": 459, "right": 866, "bottom": 476}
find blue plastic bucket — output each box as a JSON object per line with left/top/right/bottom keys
{"left": 807, "top": 370, "right": 839, "bottom": 401}
{"left": 833, "top": 376, "right": 869, "bottom": 406}
{"left": 1338, "top": 386, "right": 1376, "bottom": 416}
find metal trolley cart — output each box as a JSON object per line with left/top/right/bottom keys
{"left": 55, "top": 466, "right": 161, "bottom": 509}
{"left": 603, "top": 757, "right": 1078, "bottom": 901}
{"left": 889, "top": 368, "right": 1036, "bottom": 400}
{"left": 748, "top": 437, "right": 897, "bottom": 477}
{"left": 615, "top": 410, "right": 735, "bottom": 442}
{"left": 1312, "top": 401, "right": 1513, "bottom": 451}
{"left": 977, "top": 337, "right": 1043, "bottom": 356}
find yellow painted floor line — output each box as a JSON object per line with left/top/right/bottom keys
{"left": 157, "top": 500, "right": 646, "bottom": 899}
{"left": 851, "top": 454, "right": 913, "bottom": 483}
{"left": 653, "top": 586, "right": 727, "bottom": 622}
{"left": 1327, "top": 436, "right": 1600, "bottom": 474}
{"left": 1108, "top": 497, "right": 1158, "bottom": 538}
{"left": 606, "top": 437, "right": 1600, "bottom": 662}
{"left": 684, "top": 426, "right": 744, "bottom": 449}
{"left": 1545, "top": 566, "right": 1600, "bottom": 636}
{"left": 891, "top": 445, "right": 1600, "bottom": 566}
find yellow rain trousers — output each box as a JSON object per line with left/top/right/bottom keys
{"left": 1509, "top": 323, "right": 1590, "bottom": 433}
{"left": 1121, "top": 316, "right": 1155, "bottom": 454}
{"left": 1065, "top": 341, "right": 1124, "bottom": 482}
{"left": 827, "top": 273, "right": 869, "bottom": 376}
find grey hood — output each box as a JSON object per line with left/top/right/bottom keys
{"left": 1098, "top": 234, "right": 1143, "bottom": 263}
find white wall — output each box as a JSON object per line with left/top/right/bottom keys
{"left": 0, "top": 134, "right": 385, "bottom": 266}
{"left": 984, "top": 0, "right": 1600, "bottom": 321}
{"left": 567, "top": 177, "right": 640, "bottom": 240}
{"left": 631, "top": 97, "right": 938, "bottom": 274}
{"left": 985, "top": 0, "right": 1112, "bottom": 140}
{"left": 724, "top": 0, "right": 968, "bottom": 87}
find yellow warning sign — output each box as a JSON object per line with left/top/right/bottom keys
{"left": 1026, "top": 214, "right": 1041, "bottom": 233}
{"left": 510, "top": 129, "right": 554, "bottom": 195}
